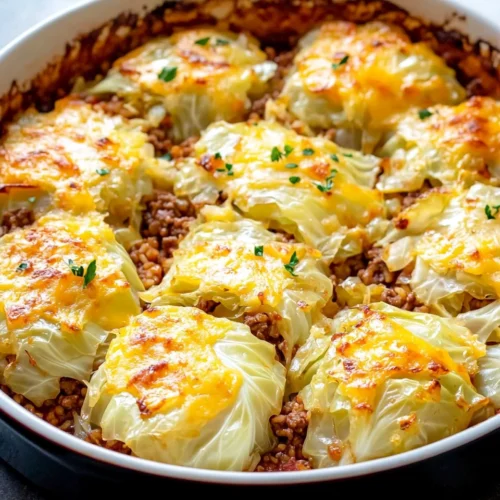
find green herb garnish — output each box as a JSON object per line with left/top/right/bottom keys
{"left": 16, "top": 262, "right": 28, "bottom": 272}
{"left": 485, "top": 204, "right": 500, "bottom": 220}
{"left": 286, "top": 163, "right": 299, "bottom": 169}
{"left": 217, "top": 163, "right": 234, "bottom": 176}
{"left": 314, "top": 169, "right": 338, "bottom": 193}
{"left": 27, "top": 197, "right": 36, "bottom": 203}
{"left": 343, "top": 153, "right": 353, "bottom": 158}
{"left": 271, "top": 147, "right": 283, "bottom": 162}
{"left": 289, "top": 176, "right": 301, "bottom": 184}
{"left": 215, "top": 38, "right": 230, "bottom": 46}
{"left": 418, "top": 109, "right": 433, "bottom": 120}
{"left": 195, "top": 37, "right": 210, "bottom": 46}
{"left": 284, "top": 145, "right": 294, "bottom": 157}
{"left": 303, "top": 148, "right": 314, "bottom": 156}
{"left": 158, "top": 66, "right": 177, "bottom": 82}
{"left": 284, "top": 251, "right": 299, "bottom": 276}
{"left": 254, "top": 246, "right": 264, "bottom": 257}
{"left": 214, "top": 152, "right": 222, "bottom": 160}
{"left": 332, "top": 55, "right": 349, "bottom": 70}
{"left": 330, "top": 154, "right": 339, "bottom": 163}
{"left": 96, "top": 168, "right": 110, "bottom": 176}
{"left": 66, "top": 259, "right": 97, "bottom": 288}
{"left": 161, "top": 152, "right": 173, "bottom": 161}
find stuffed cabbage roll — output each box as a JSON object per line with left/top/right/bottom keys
{"left": 89, "top": 28, "right": 276, "bottom": 141}
{"left": 141, "top": 205, "right": 332, "bottom": 362}
{"left": 82, "top": 305, "right": 285, "bottom": 470}
{"left": 174, "top": 120, "right": 386, "bottom": 263}
{"left": 293, "top": 303, "right": 488, "bottom": 467}
{"left": 0, "top": 211, "right": 143, "bottom": 406}
{"left": 382, "top": 183, "right": 500, "bottom": 324}
{"left": 267, "top": 22, "right": 465, "bottom": 152}
{"left": 0, "top": 97, "right": 156, "bottom": 241}
{"left": 378, "top": 97, "right": 500, "bottom": 192}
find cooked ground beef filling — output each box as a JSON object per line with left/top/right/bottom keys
{"left": 331, "top": 246, "right": 430, "bottom": 312}
{"left": 243, "top": 311, "right": 287, "bottom": 362}
{"left": 129, "top": 190, "right": 196, "bottom": 289}
{"left": 0, "top": 208, "right": 35, "bottom": 237}
{"left": 256, "top": 394, "right": 311, "bottom": 472}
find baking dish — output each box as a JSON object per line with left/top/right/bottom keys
{"left": 0, "top": 0, "right": 500, "bottom": 490}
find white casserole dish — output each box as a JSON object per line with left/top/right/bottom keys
{"left": 0, "top": 0, "right": 499, "bottom": 486}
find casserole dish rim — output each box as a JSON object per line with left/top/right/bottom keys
{"left": 1, "top": 0, "right": 500, "bottom": 484}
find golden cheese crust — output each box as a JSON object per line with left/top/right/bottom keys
{"left": 0, "top": 97, "right": 153, "bottom": 227}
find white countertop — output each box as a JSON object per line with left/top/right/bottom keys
{"left": 0, "top": 0, "right": 498, "bottom": 48}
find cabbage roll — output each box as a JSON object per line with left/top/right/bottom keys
{"left": 174, "top": 120, "right": 386, "bottom": 263}
{"left": 82, "top": 305, "right": 285, "bottom": 470}
{"left": 89, "top": 28, "right": 276, "bottom": 141}
{"left": 141, "top": 205, "right": 332, "bottom": 362}
{"left": 0, "top": 211, "right": 143, "bottom": 405}
{"left": 293, "top": 303, "right": 488, "bottom": 467}
{"left": 267, "top": 21, "right": 465, "bottom": 152}
{"left": 378, "top": 97, "right": 500, "bottom": 192}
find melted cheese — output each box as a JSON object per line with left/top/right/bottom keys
{"left": 104, "top": 306, "right": 242, "bottom": 425}
{"left": 275, "top": 21, "right": 464, "bottom": 148}
{"left": 329, "top": 305, "right": 479, "bottom": 408}
{"left": 378, "top": 96, "right": 500, "bottom": 192}
{"left": 0, "top": 97, "right": 153, "bottom": 226}
{"left": 93, "top": 28, "right": 275, "bottom": 140}
{"left": 0, "top": 210, "right": 141, "bottom": 333}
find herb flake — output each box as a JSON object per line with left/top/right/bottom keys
{"left": 158, "top": 66, "right": 177, "bottom": 82}
{"left": 16, "top": 262, "right": 28, "bottom": 272}
{"left": 284, "top": 144, "right": 294, "bottom": 157}
{"left": 195, "top": 37, "right": 210, "bottom": 46}
{"left": 485, "top": 204, "right": 500, "bottom": 220}
{"left": 418, "top": 109, "right": 433, "bottom": 120}
{"left": 284, "top": 251, "right": 299, "bottom": 276}
{"left": 289, "top": 176, "right": 301, "bottom": 184}
{"left": 314, "top": 169, "right": 338, "bottom": 193}
{"left": 271, "top": 146, "right": 284, "bottom": 162}
{"left": 254, "top": 246, "right": 264, "bottom": 257}
{"left": 27, "top": 197, "right": 36, "bottom": 203}
{"left": 286, "top": 163, "right": 299, "bottom": 169}
{"left": 332, "top": 55, "right": 349, "bottom": 70}
{"left": 83, "top": 260, "right": 97, "bottom": 289}
{"left": 303, "top": 148, "right": 314, "bottom": 156}
{"left": 330, "top": 154, "right": 339, "bottom": 163}
{"left": 161, "top": 152, "right": 173, "bottom": 161}
{"left": 96, "top": 168, "right": 110, "bottom": 176}
{"left": 215, "top": 38, "right": 230, "bottom": 46}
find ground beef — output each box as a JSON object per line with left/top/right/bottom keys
{"left": 0, "top": 208, "right": 35, "bottom": 237}
{"left": 84, "top": 428, "right": 131, "bottom": 455}
{"left": 244, "top": 311, "right": 287, "bottom": 362}
{"left": 1, "top": 376, "right": 86, "bottom": 433}
{"left": 331, "top": 246, "right": 429, "bottom": 312}
{"left": 248, "top": 47, "right": 296, "bottom": 120}
{"left": 256, "top": 394, "right": 311, "bottom": 472}
{"left": 87, "top": 94, "right": 140, "bottom": 119}
{"left": 196, "top": 298, "right": 219, "bottom": 314}
{"left": 129, "top": 190, "right": 196, "bottom": 289}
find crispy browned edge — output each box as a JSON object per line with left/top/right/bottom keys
{"left": 0, "top": 0, "right": 499, "bottom": 131}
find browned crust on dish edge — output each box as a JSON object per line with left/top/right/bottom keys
{"left": 0, "top": 0, "right": 499, "bottom": 130}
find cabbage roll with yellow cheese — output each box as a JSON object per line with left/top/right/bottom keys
{"left": 0, "top": 211, "right": 143, "bottom": 406}
{"left": 89, "top": 28, "right": 277, "bottom": 141}
{"left": 174, "top": 120, "right": 386, "bottom": 263}
{"left": 267, "top": 22, "right": 465, "bottom": 152}
{"left": 291, "top": 303, "right": 488, "bottom": 467}
{"left": 378, "top": 97, "right": 500, "bottom": 192}
{"left": 0, "top": 97, "right": 156, "bottom": 240}
{"left": 82, "top": 305, "right": 285, "bottom": 470}
{"left": 141, "top": 205, "right": 332, "bottom": 362}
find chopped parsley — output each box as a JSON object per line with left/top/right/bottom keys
{"left": 289, "top": 176, "right": 301, "bottom": 184}
{"left": 418, "top": 109, "right": 433, "bottom": 120}
{"left": 330, "top": 154, "right": 339, "bottom": 163}
{"left": 271, "top": 146, "right": 283, "bottom": 162}
{"left": 485, "top": 204, "right": 500, "bottom": 220}
{"left": 83, "top": 260, "right": 97, "bottom": 289}
{"left": 96, "top": 168, "right": 110, "bottom": 176}
{"left": 314, "top": 169, "right": 338, "bottom": 193}
{"left": 254, "top": 246, "right": 264, "bottom": 257}
{"left": 215, "top": 38, "right": 230, "bottom": 46}
{"left": 217, "top": 163, "right": 234, "bottom": 176}
{"left": 303, "top": 148, "right": 314, "bottom": 156}
{"left": 158, "top": 66, "right": 177, "bottom": 82}
{"left": 286, "top": 163, "right": 299, "bottom": 169}
{"left": 66, "top": 259, "right": 97, "bottom": 288}
{"left": 284, "top": 251, "right": 299, "bottom": 276}
{"left": 161, "top": 152, "right": 173, "bottom": 161}
{"left": 27, "top": 197, "right": 36, "bottom": 203}
{"left": 16, "top": 262, "right": 28, "bottom": 272}
{"left": 195, "top": 37, "right": 210, "bottom": 46}
{"left": 214, "top": 152, "right": 222, "bottom": 160}
{"left": 343, "top": 153, "right": 353, "bottom": 158}
{"left": 332, "top": 55, "right": 349, "bottom": 70}
{"left": 284, "top": 145, "right": 294, "bottom": 157}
